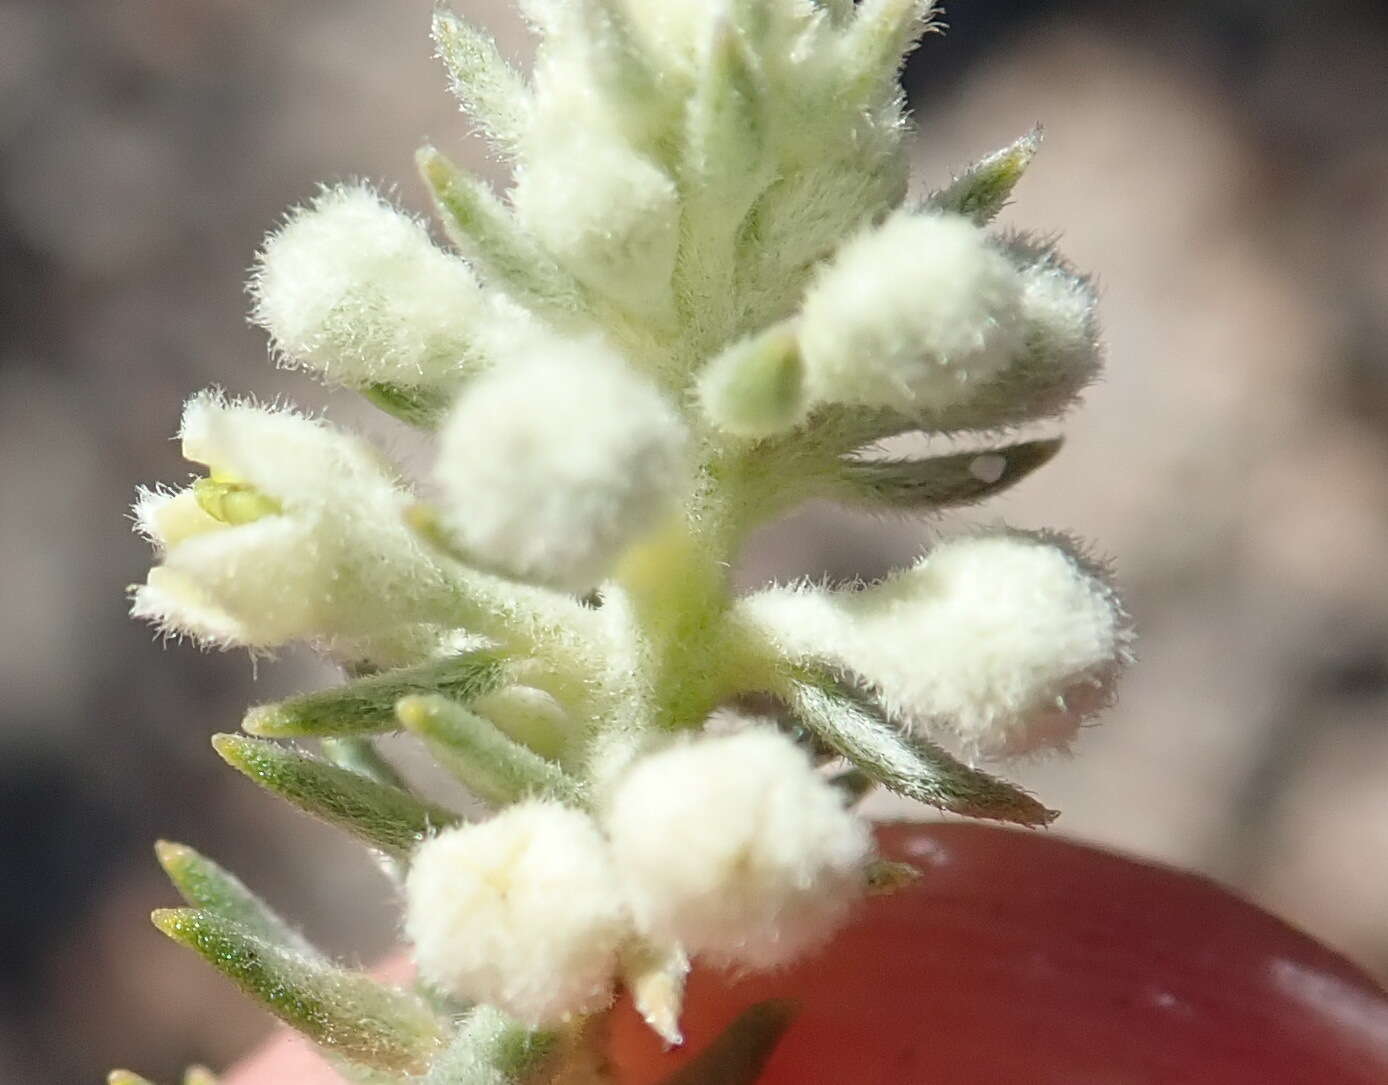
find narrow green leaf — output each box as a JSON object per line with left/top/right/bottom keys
{"left": 359, "top": 381, "right": 453, "bottom": 428}
{"left": 928, "top": 127, "right": 1044, "bottom": 225}
{"left": 396, "top": 694, "right": 582, "bottom": 806}
{"left": 155, "top": 840, "right": 321, "bottom": 960}
{"left": 151, "top": 909, "right": 443, "bottom": 1074}
{"left": 432, "top": 9, "right": 531, "bottom": 154}
{"left": 244, "top": 652, "right": 505, "bottom": 738}
{"left": 832, "top": 437, "right": 1062, "bottom": 511}
{"left": 212, "top": 734, "right": 461, "bottom": 859}
{"left": 418, "top": 146, "right": 580, "bottom": 308}
{"left": 657, "top": 1001, "right": 798, "bottom": 1085}
{"left": 784, "top": 679, "right": 1057, "bottom": 826}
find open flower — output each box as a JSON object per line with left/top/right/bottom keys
{"left": 131, "top": 391, "right": 453, "bottom": 650}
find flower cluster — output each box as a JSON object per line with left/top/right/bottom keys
{"left": 126, "top": 1, "right": 1129, "bottom": 1082}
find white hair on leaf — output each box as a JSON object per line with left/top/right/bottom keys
{"left": 739, "top": 532, "right": 1131, "bottom": 758}
{"left": 250, "top": 184, "right": 487, "bottom": 388}
{"left": 434, "top": 338, "right": 689, "bottom": 592}
{"left": 404, "top": 802, "right": 631, "bottom": 1027}
{"left": 798, "top": 211, "right": 1025, "bottom": 413}
{"left": 604, "top": 727, "right": 872, "bottom": 970}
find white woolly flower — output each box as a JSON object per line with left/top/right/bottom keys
{"left": 404, "top": 801, "right": 631, "bottom": 1027}
{"left": 511, "top": 130, "right": 680, "bottom": 316}
{"left": 739, "top": 533, "right": 1129, "bottom": 757}
{"left": 131, "top": 392, "right": 451, "bottom": 649}
{"left": 250, "top": 185, "right": 486, "bottom": 388}
{"left": 434, "top": 338, "right": 689, "bottom": 591}
{"left": 604, "top": 728, "right": 872, "bottom": 970}
{"left": 798, "top": 212, "right": 1026, "bottom": 412}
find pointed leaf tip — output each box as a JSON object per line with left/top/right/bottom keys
{"left": 213, "top": 733, "right": 462, "bottom": 859}
{"left": 152, "top": 908, "right": 443, "bottom": 1073}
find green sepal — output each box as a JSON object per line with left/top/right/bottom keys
{"left": 928, "top": 127, "right": 1043, "bottom": 225}
{"left": 783, "top": 678, "right": 1057, "bottom": 826}
{"left": 359, "top": 381, "right": 453, "bottom": 428}
{"left": 431, "top": 8, "right": 531, "bottom": 154}
{"left": 396, "top": 694, "right": 582, "bottom": 807}
{"left": 699, "top": 323, "right": 808, "bottom": 440}
{"left": 150, "top": 909, "right": 444, "bottom": 1074}
{"left": 419, "top": 1005, "right": 557, "bottom": 1085}
{"left": 418, "top": 146, "right": 580, "bottom": 309}
{"left": 154, "top": 840, "right": 321, "bottom": 960}
{"left": 831, "top": 437, "right": 1062, "bottom": 511}
{"left": 657, "top": 1001, "right": 798, "bottom": 1085}
{"left": 244, "top": 652, "right": 505, "bottom": 738}
{"left": 212, "top": 734, "right": 461, "bottom": 859}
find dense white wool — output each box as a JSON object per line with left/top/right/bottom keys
{"left": 604, "top": 728, "right": 872, "bottom": 970}
{"left": 404, "top": 802, "right": 631, "bottom": 1027}
{"left": 435, "top": 340, "right": 689, "bottom": 591}
{"left": 739, "top": 533, "right": 1128, "bottom": 757}
{"left": 130, "top": 392, "right": 451, "bottom": 648}
{"left": 511, "top": 129, "right": 680, "bottom": 317}
{"left": 798, "top": 212, "right": 1026, "bottom": 412}
{"left": 1017, "top": 257, "right": 1100, "bottom": 377}
{"left": 250, "top": 185, "right": 485, "bottom": 386}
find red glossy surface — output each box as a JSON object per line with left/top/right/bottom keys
{"left": 609, "top": 823, "right": 1388, "bottom": 1084}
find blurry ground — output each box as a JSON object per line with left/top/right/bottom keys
{"left": 1, "top": 0, "right": 1385, "bottom": 1079}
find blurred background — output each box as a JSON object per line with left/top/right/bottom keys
{"left": 1, "top": 0, "right": 1385, "bottom": 1078}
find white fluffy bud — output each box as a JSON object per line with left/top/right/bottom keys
{"left": 131, "top": 392, "right": 450, "bottom": 649}
{"left": 740, "top": 533, "right": 1130, "bottom": 757}
{"left": 512, "top": 132, "right": 680, "bottom": 317}
{"left": 604, "top": 728, "right": 871, "bottom": 970}
{"left": 435, "top": 339, "right": 689, "bottom": 591}
{"left": 251, "top": 185, "right": 485, "bottom": 387}
{"left": 798, "top": 212, "right": 1025, "bottom": 412}
{"left": 404, "top": 802, "right": 631, "bottom": 1027}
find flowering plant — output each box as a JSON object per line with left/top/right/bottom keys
{"left": 117, "top": 1, "right": 1130, "bottom": 1082}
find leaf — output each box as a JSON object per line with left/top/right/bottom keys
{"left": 657, "top": 1001, "right": 798, "bottom": 1085}
{"left": 108, "top": 1073, "right": 157, "bottom": 1085}
{"left": 927, "top": 127, "right": 1043, "bottom": 225}
{"left": 686, "top": 16, "right": 769, "bottom": 206}
{"left": 832, "top": 437, "right": 1062, "bottom": 510}
{"left": 244, "top": 652, "right": 505, "bottom": 738}
{"left": 418, "top": 146, "right": 580, "bottom": 309}
{"left": 840, "top": 0, "right": 937, "bottom": 106}
{"left": 151, "top": 909, "right": 443, "bottom": 1074}
{"left": 359, "top": 381, "right": 453, "bottom": 429}
{"left": 783, "top": 679, "right": 1057, "bottom": 826}
{"left": 432, "top": 9, "right": 531, "bottom": 154}
{"left": 213, "top": 734, "right": 461, "bottom": 859}
{"left": 419, "top": 1005, "right": 557, "bottom": 1085}
{"left": 155, "top": 840, "right": 322, "bottom": 960}
{"left": 396, "top": 694, "right": 581, "bottom": 806}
